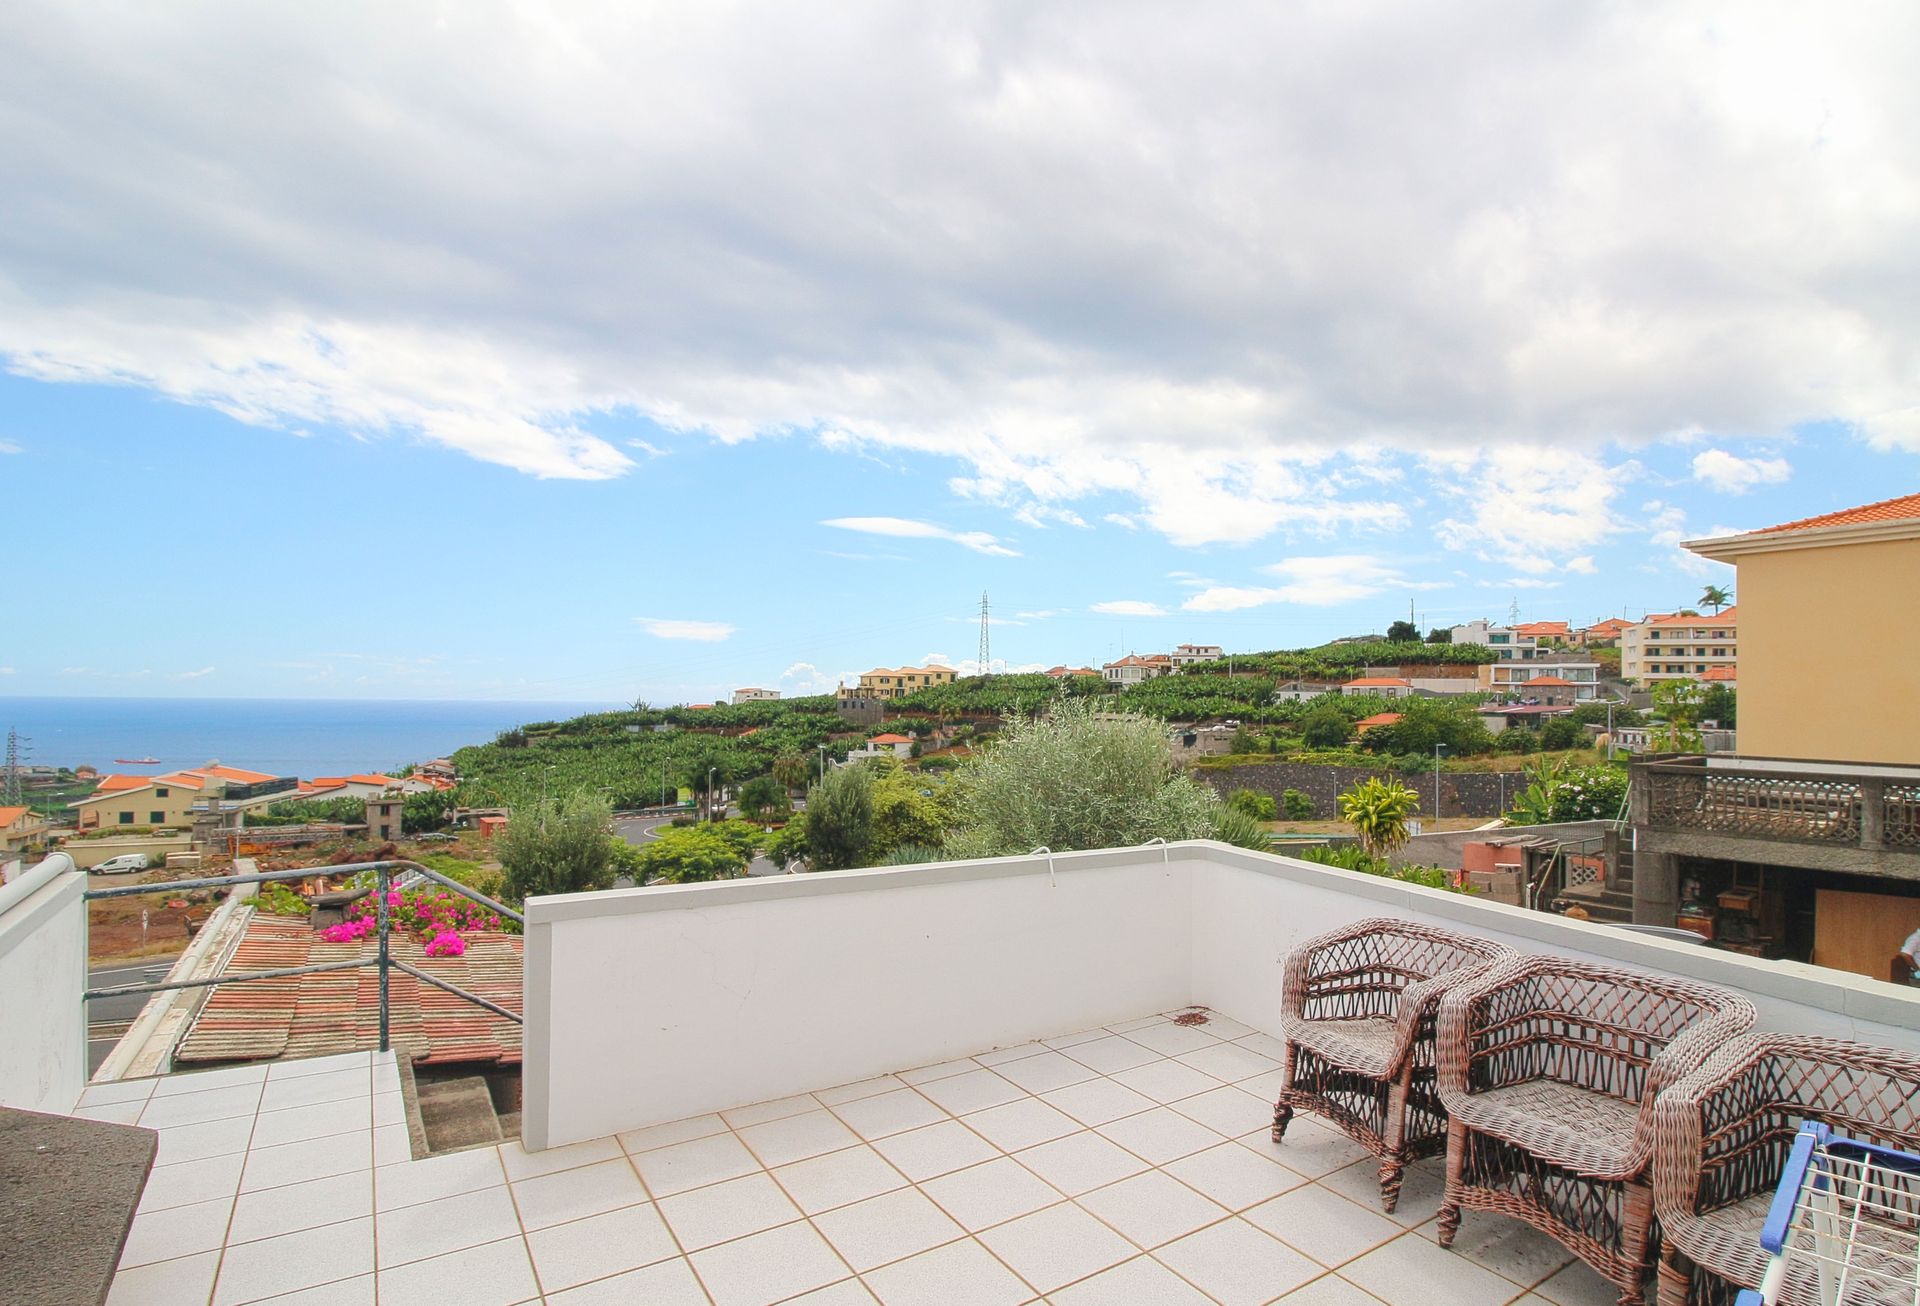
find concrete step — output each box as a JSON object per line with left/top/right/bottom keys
{"left": 414, "top": 1076, "right": 503, "bottom": 1152}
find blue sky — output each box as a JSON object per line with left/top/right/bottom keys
{"left": 2, "top": 5, "right": 1916, "bottom": 702}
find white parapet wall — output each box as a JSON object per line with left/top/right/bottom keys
{"left": 523, "top": 842, "right": 1920, "bottom": 1152}
{"left": 0, "top": 854, "right": 89, "bottom": 1114}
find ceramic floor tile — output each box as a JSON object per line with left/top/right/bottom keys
{"left": 1252, "top": 1117, "right": 1378, "bottom": 1180}
{"left": 119, "top": 1197, "right": 234, "bottom": 1269}
{"left": 257, "top": 1067, "right": 371, "bottom": 1113}
{"left": 689, "top": 1218, "right": 853, "bottom": 1306}
{"left": 150, "top": 1064, "right": 270, "bottom": 1097}
{"left": 896, "top": 1057, "right": 982, "bottom": 1085}
{"left": 373, "top": 1124, "right": 411, "bottom": 1168}
{"left": 1154, "top": 1216, "right": 1322, "bottom": 1306}
{"left": 376, "top": 1234, "right": 539, "bottom": 1306}
{"left": 1095, "top": 1106, "right": 1225, "bottom": 1166}
{"left": 658, "top": 1172, "right": 802, "bottom": 1251}
{"left": 138, "top": 1083, "right": 262, "bottom": 1130}
{"left": 858, "top": 1236, "right": 1033, "bottom": 1306}
{"left": 267, "top": 1051, "right": 372, "bottom": 1080}
{"left": 82, "top": 1076, "right": 159, "bottom": 1108}
{"left": 921, "top": 1156, "right": 1063, "bottom": 1232}
{"left": 239, "top": 1131, "right": 373, "bottom": 1193}
{"left": 829, "top": 1087, "right": 949, "bottom": 1140}
{"left": 813, "top": 1186, "right": 964, "bottom": 1272}
{"left": 617, "top": 1113, "right": 728, "bottom": 1153}
{"left": 1177, "top": 1041, "right": 1284, "bottom": 1084}
{"left": 783, "top": 1278, "right": 878, "bottom": 1304}
{"left": 1111, "top": 1059, "right": 1223, "bottom": 1105}
{"left": 1531, "top": 1259, "right": 1619, "bottom": 1306}
{"left": 247, "top": 1097, "right": 369, "bottom": 1149}
{"left": 544, "top": 1256, "right": 710, "bottom": 1305}
{"left": 1043, "top": 1027, "right": 1113, "bottom": 1051}
{"left": 1191, "top": 1015, "right": 1257, "bottom": 1040}
{"left": 211, "top": 1216, "right": 373, "bottom": 1306}
{"left": 375, "top": 1182, "right": 521, "bottom": 1266}
{"left": 497, "top": 1134, "right": 622, "bottom": 1181}
{"left": 1415, "top": 1212, "right": 1577, "bottom": 1291}
{"left": 152, "top": 1115, "right": 257, "bottom": 1167}
{"left": 990, "top": 1050, "right": 1099, "bottom": 1094}
{"left": 524, "top": 1200, "right": 679, "bottom": 1290}
{"left": 1272, "top": 1276, "right": 1394, "bottom": 1305}
{"left": 1013, "top": 1131, "right": 1147, "bottom": 1196}
{"left": 1123, "top": 1022, "right": 1225, "bottom": 1057}
{"left": 1164, "top": 1142, "right": 1305, "bottom": 1211}
{"left": 1316, "top": 1155, "right": 1442, "bottom": 1223}
{"left": 1048, "top": 1253, "right": 1215, "bottom": 1304}
{"left": 914, "top": 1068, "right": 1026, "bottom": 1115}
{"left": 813, "top": 1075, "right": 906, "bottom": 1108}
{"left": 512, "top": 1156, "right": 649, "bottom": 1231}
{"left": 1168, "top": 1084, "right": 1273, "bottom": 1138}
{"left": 1040, "top": 1076, "right": 1157, "bottom": 1127}
{"left": 228, "top": 1169, "right": 372, "bottom": 1244}
{"left": 1108, "top": 1015, "right": 1171, "bottom": 1034}
{"left": 1061, "top": 1035, "right": 1163, "bottom": 1075}
{"left": 238, "top": 1275, "right": 374, "bottom": 1305}
{"left": 738, "top": 1108, "right": 861, "bottom": 1167}
{"left": 773, "top": 1144, "right": 910, "bottom": 1215}
{"left": 961, "top": 1097, "right": 1079, "bottom": 1152}
{"left": 105, "top": 1251, "right": 220, "bottom": 1306}
{"left": 74, "top": 1099, "right": 147, "bottom": 1125}
{"left": 870, "top": 1120, "right": 1001, "bottom": 1182}
{"left": 1342, "top": 1228, "right": 1528, "bottom": 1306}
{"left": 373, "top": 1145, "right": 506, "bottom": 1210}
{"left": 977, "top": 1201, "right": 1135, "bottom": 1294}
{"left": 1234, "top": 1032, "right": 1291, "bottom": 1061}
{"left": 631, "top": 1130, "right": 762, "bottom": 1197}
{"left": 1244, "top": 1184, "right": 1405, "bottom": 1266}
{"left": 722, "top": 1093, "right": 821, "bottom": 1129}
{"left": 974, "top": 1041, "right": 1050, "bottom": 1067}
{"left": 1074, "top": 1168, "right": 1231, "bottom": 1249}
{"left": 136, "top": 1152, "right": 246, "bottom": 1214}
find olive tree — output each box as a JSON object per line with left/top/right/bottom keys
{"left": 495, "top": 792, "right": 618, "bottom": 901}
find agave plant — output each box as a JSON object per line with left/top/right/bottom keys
{"left": 1337, "top": 776, "right": 1421, "bottom": 857}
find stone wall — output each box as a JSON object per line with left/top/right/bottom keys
{"left": 1195, "top": 761, "right": 1529, "bottom": 819}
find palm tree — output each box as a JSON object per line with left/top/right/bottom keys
{"left": 1337, "top": 776, "right": 1421, "bottom": 858}
{"left": 1699, "top": 585, "right": 1731, "bottom": 614}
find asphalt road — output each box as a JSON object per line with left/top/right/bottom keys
{"left": 87, "top": 954, "right": 181, "bottom": 1074}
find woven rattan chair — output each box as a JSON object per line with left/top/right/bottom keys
{"left": 1435, "top": 954, "right": 1756, "bottom": 1306}
{"left": 1652, "top": 1032, "right": 1920, "bottom": 1306}
{"left": 1271, "top": 917, "right": 1512, "bottom": 1211}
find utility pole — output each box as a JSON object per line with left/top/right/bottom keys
{"left": 1, "top": 729, "right": 23, "bottom": 806}
{"left": 1434, "top": 744, "right": 1446, "bottom": 820}
{"left": 978, "top": 591, "right": 991, "bottom": 680}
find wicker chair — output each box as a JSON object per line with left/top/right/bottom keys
{"left": 1270, "top": 917, "right": 1513, "bottom": 1211}
{"left": 1652, "top": 1033, "right": 1920, "bottom": 1306}
{"left": 1435, "top": 954, "right": 1756, "bottom": 1306}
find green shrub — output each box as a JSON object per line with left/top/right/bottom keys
{"left": 1300, "top": 707, "right": 1351, "bottom": 749}
{"left": 1291, "top": 842, "right": 1465, "bottom": 892}
{"left": 1280, "top": 789, "right": 1314, "bottom": 820}
{"left": 256, "top": 881, "right": 310, "bottom": 916}
{"left": 1226, "top": 788, "right": 1277, "bottom": 821}
{"left": 1211, "top": 804, "right": 1274, "bottom": 851}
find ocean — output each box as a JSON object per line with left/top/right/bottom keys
{"left": 0, "top": 697, "right": 618, "bottom": 779}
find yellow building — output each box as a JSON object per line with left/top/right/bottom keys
{"left": 70, "top": 763, "right": 279, "bottom": 830}
{"left": 1619, "top": 609, "right": 1738, "bottom": 684}
{"left": 0, "top": 805, "right": 50, "bottom": 857}
{"left": 836, "top": 665, "right": 958, "bottom": 701}
{"left": 1687, "top": 494, "right": 1920, "bottom": 764}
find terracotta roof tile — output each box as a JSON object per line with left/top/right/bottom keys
{"left": 1750, "top": 492, "right": 1920, "bottom": 535}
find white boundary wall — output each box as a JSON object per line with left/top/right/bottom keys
{"left": 0, "top": 855, "right": 89, "bottom": 1114}
{"left": 523, "top": 843, "right": 1920, "bottom": 1151}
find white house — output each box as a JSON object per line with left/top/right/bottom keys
{"left": 1168, "top": 644, "right": 1224, "bottom": 667}
{"left": 1341, "top": 677, "right": 1415, "bottom": 699}
{"left": 1102, "top": 654, "right": 1173, "bottom": 686}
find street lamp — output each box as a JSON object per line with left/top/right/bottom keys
{"left": 817, "top": 744, "right": 827, "bottom": 781}
{"left": 1433, "top": 744, "right": 1447, "bottom": 821}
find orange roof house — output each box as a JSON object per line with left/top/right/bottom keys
{"left": 1748, "top": 492, "right": 1920, "bottom": 535}
{"left": 1343, "top": 677, "right": 1412, "bottom": 688}
{"left": 1521, "top": 676, "right": 1576, "bottom": 688}
{"left": 1700, "top": 666, "right": 1738, "bottom": 683}
{"left": 1354, "top": 712, "right": 1403, "bottom": 731}
{"left": 1512, "top": 621, "right": 1572, "bottom": 640}
{"left": 869, "top": 733, "right": 913, "bottom": 745}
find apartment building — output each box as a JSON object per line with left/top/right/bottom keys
{"left": 835, "top": 665, "right": 957, "bottom": 701}
{"left": 1168, "top": 643, "right": 1224, "bottom": 667}
{"left": 1626, "top": 492, "right": 1920, "bottom": 981}
{"left": 1619, "top": 609, "right": 1738, "bottom": 684}
{"left": 1448, "top": 619, "right": 1567, "bottom": 661}
{"left": 731, "top": 687, "right": 782, "bottom": 704}
{"left": 1478, "top": 654, "right": 1602, "bottom": 702}
{"left": 69, "top": 763, "right": 282, "bottom": 830}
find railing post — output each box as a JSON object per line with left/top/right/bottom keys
{"left": 376, "top": 863, "right": 390, "bottom": 1053}
{"left": 1859, "top": 778, "right": 1886, "bottom": 851}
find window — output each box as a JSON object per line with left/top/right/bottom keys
{"left": 155, "top": 787, "right": 170, "bottom": 798}
{"left": 149, "top": 811, "right": 165, "bottom": 824}
{"left": 118, "top": 812, "right": 134, "bottom": 825}
{"left": 1712, "top": 648, "right": 1726, "bottom": 657}
{"left": 1696, "top": 665, "right": 1707, "bottom": 673}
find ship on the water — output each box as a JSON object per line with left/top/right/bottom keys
{"left": 114, "top": 757, "right": 160, "bottom": 765}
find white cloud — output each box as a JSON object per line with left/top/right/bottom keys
{"left": 172, "top": 666, "right": 216, "bottom": 679}
{"left": 779, "top": 661, "right": 851, "bottom": 695}
{"left": 1011, "top": 503, "right": 1088, "bottom": 529}
{"left": 0, "top": 440, "right": 20, "bottom": 454}
{"left": 1690, "top": 449, "right": 1791, "bottom": 494}
{"left": 1091, "top": 600, "right": 1168, "bottom": 617}
{"left": 1182, "top": 555, "right": 1445, "bottom": 611}
{"left": 821, "top": 517, "right": 1019, "bottom": 557}
{"left": 1434, "top": 451, "right": 1627, "bottom": 573}
{"left": 922, "top": 652, "right": 1045, "bottom": 677}
{"left": 1644, "top": 500, "right": 1734, "bottom": 579}
{"left": 3, "top": 5, "right": 1909, "bottom": 544}
{"left": 1102, "top": 513, "right": 1138, "bottom": 530}
{"left": 0, "top": 666, "right": 13, "bottom": 675}
{"left": 627, "top": 438, "right": 668, "bottom": 457}
{"left": 1015, "top": 609, "right": 1064, "bottom": 620}
{"left": 1486, "top": 578, "right": 1561, "bottom": 590}
{"left": 636, "top": 617, "right": 735, "bottom": 641}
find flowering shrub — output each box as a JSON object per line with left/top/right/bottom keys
{"left": 316, "top": 886, "right": 509, "bottom": 951}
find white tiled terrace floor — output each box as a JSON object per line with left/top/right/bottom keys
{"left": 77, "top": 1012, "right": 1622, "bottom": 1306}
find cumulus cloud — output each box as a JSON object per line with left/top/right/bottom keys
{"left": 1102, "top": 513, "right": 1138, "bottom": 530}
{"left": 636, "top": 617, "right": 735, "bottom": 641}
{"left": 1690, "top": 449, "right": 1792, "bottom": 494}
{"left": 779, "top": 661, "right": 852, "bottom": 695}
{"left": 1644, "top": 501, "right": 1735, "bottom": 579}
{"left": 0, "top": 440, "right": 21, "bottom": 454}
{"left": 1091, "top": 600, "right": 1168, "bottom": 617}
{"left": 172, "top": 666, "right": 217, "bottom": 679}
{"left": 922, "top": 652, "right": 1046, "bottom": 677}
{"left": 1, "top": 4, "right": 1916, "bottom": 540}
{"left": 1183, "top": 555, "right": 1445, "bottom": 611}
{"left": 821, "top": 516, "right": 1019, "bottom": 557}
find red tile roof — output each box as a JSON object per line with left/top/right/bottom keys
{"left": 1521, "top": 676, "right": 1576, "bottom": 687}
{"left": 869, "top": 734, "right": 913, "bottom": 744}
{"left": 1354, "top": 713, "right": 1403, "bottom": 730}
{"left": 177, "top": 914, "right": 522, "bottom": 1068}
{"left": 1512, "top": 621, "right": 1571, "bottom": 637}
{"left": 1645, "top": 607, "right": 1737, "bottom": 626}
{"left": 1344, "top": 677, "right": 1412, "bottom": 688}
{"left": 0, "top": 806, "right": 33, "bottom": 827}
{"left": 1751, "top": 492, "right": 1920, "bottom": 535}
{"left": 1699, "top": 666, "right": 1738, "bottom": 682}
{"left": 1044, "top": 666, "right": 1101, "bottom": 677}
{"left": 200, "top": 764, "right": 278, "bottom": 784}
{"left": 92, "top": 775, "right": 152, "bottom": 794}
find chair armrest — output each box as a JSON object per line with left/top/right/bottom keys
{"left": 1434, "top": 954, "right": 1532, "bottom": 1112}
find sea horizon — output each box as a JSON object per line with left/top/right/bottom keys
{"left": 0, "top": 695, "right": 621, "bottom": 779}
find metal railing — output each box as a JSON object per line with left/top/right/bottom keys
{"left": 84, "top": 859, "right": 524, "bottom": 1054}
{"left": 1635, "top": 756, "right": 1920, "bottom": 853}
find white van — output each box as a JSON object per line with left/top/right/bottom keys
{"left": 93, "top": 853, "right": 151, "bottom": 875}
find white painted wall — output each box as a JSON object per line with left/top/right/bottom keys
{"left": 0, "top": 856, "right": 89, "bottom": 1114}
{"left": 524, "top": 843, "right": 1920, "bottom": 1152}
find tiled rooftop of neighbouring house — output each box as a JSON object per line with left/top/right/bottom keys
{"left": 80, "top": 1011, "right": 1617, "bottom": 1306}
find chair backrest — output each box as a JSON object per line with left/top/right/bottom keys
{"left": 1470, "top": 955, "right": 1754, "bottom": 1105}
{"left": 1688, "top": 1033, "right": 1920, "bottom": 1212}
{"left": 1296, "top": 917, "right": 1509, "bottom": 1023}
